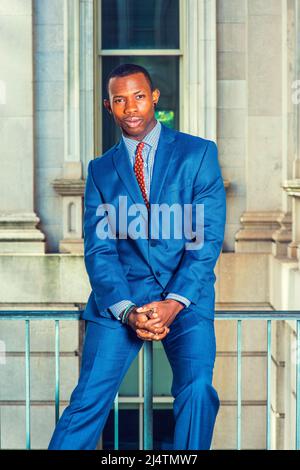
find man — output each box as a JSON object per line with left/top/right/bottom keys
{"left": 48, "top": 63, "right": 226, "bottom": 450}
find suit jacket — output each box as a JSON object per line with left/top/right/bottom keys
{"left": 81, "top": 123, "right": 226, "bottom": 328}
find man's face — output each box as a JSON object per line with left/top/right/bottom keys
{"left": 104, "top": 72, "right": 160, "bottom": 141}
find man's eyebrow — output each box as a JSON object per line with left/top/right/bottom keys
{"left": 112, "top": 90, "right": 144, "bottom": 98}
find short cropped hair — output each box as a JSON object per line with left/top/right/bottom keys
{"left": 105, "top": 63, "right": 154, "bottom": 96}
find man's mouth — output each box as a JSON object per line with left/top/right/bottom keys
{"left": 123, "top": 117, "right": 143, "bottom": 129}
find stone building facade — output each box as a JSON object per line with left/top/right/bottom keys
{"left": 0, "top": 0, "right": 299, "bottom": 449}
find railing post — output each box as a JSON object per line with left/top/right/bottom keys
{"left": 25, "top": 320, "right": 31, "bottom": 450}
{"left": 114, "top": 393, "right": 119, "bottom": 450}
{"left": 266, "top": 320, "right": 272, "bottom": 450}
{"left": 55, "top": 320, "right": 60, "bottom": 424}
{"left": 237, "top": 319, "right": 242, "bottom": 450}
{"left": 143, "top": 341, "right": 153, "bottom": 450}
{"left": 296, "top": 320, "right": 300, "bottom": 450}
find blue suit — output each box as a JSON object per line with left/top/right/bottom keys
{"left": 48, "top": 124, "right": 226, "bottom": 450}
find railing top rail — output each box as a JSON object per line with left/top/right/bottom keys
{"left": 0, "top": 310, "right": 300, "bottom": 320}
{"left": 215, "top": 311, "right": 300, "bottom": 319}
{"left": 0, "top": 311, "right": 81, "bottom": 319}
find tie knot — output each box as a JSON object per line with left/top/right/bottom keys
{"left": 136, "top": 141, "right": 145, "bottom": 153}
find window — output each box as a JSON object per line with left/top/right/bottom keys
{"left": 95, "top": 0, "right": 181, "bottom": 153}
{"left": 101, "top": 0, "right": 179, "bottom": 49}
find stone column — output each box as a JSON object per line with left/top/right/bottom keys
{"left": 271, "top": 0, "right": 297, "bottom": 257}
{"left": 52, "top": 0, "right": 94, "bottom": 254}
{"left": 181, "top": 0, "right": 217, "bottom": 140}
{"left": 79, "top": 0, "right": 95, "bottom": 178}
{"left": 235, "top": 1, "right": 286, "bottom": 253}
{"left": 0, "top": 0, "right": 45, "bottom": 253}
{"left": 283, "top": 0, "right": 300, "bottom": 264}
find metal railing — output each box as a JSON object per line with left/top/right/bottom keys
{"left": 0, "top": 310, "right": 299, "bottom": 450}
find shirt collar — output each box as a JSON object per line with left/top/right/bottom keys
{"left": 122, "top": 120, "right": 161, "bottom": 155}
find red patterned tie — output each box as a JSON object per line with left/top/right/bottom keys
{"left": 133, "top": 142, "right": 150, "bottom": 210}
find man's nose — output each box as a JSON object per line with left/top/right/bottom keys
{"left": 124, "top": 98, "right": 138, "bottom": 114}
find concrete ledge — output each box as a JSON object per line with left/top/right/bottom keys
{"left": 0, "top": 254, "right": 89, "bottom": 303}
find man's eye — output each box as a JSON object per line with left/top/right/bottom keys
{"left": 114, "top": 99, "right": 124, "bottom": 103}
{"left": 136, "top": 94, "right": 145, "bottom": 99}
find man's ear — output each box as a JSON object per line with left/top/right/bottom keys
{"left": 103, "top": 98, "right": 112, "bottom": 114}
{"left": 152, "top": 88, "right": 160, "bottom": 107}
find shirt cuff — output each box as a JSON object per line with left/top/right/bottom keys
{"left": 165, "top": 293, "right": 191, "bottom": 308}
{"left": 108, "top": 300, "right": 136, "bottom": 321}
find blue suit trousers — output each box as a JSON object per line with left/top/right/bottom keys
{"left": 48, "top": 308, "right": 219, "bottom": 450}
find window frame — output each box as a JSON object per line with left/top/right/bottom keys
{"left": 94, "top": 0, "right": 185, "bottom": 155}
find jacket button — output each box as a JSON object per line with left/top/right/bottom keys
{"left": 156, "top": 271, "right": 161, "bottom": 277}
{"left": 150, "top": 240, "right": 157, "bottom": 247}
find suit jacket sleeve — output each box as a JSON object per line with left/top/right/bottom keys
{"left": 162, "top": 140, "right": 226, "bottom": 306}
{"left": 84, "top": 160, "right": 132, "bottom": 312}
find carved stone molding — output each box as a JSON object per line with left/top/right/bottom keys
{"left": 52, "top": 178, "right": 84, "bottom": 254}
{"left": 235, "top": 211, "right": 283, "bottom": 253}
{"left": 52, "top": 179, "right": 85, "bottom": 197}
{"left": 282, "top": 178, "right": 300, "bottom": 197}
{"left": 0, "top": 213, "right": 45, "bottom": 254}
{"left": 271, "top": 212, "right": 292, "bottom": 257}
{"left": 282, "top": 178, "right": 300, "bottom": 261}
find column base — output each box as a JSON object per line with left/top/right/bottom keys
{"left": 59, "top": 238, "right": 83, "bottom": 254}
{"left": 0, "top": 213, "right": 45, "bottom": 254}
{"left": 235, "top": 211, "right": 282, "bottom": 253}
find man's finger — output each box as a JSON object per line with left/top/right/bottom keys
{"left": 136, "top": 322, "right": 164, "bottom": 334}
{"left": 144, "top": 310, "right": 159, "bottom": 320}
{"left": 136, "top": 305, "right": 158, "bottom": 317}
{"left": 136, "top": 332, "right": 152, "bottom": 341}
{"left": 136, "top": 328, "right": 168, "bottom": 341}
{"left": 153, "top": 329, "right": 170, "bottom": 341}
{"left": 147, "top": 327, "right": 170, "bottom": 341}
{"left": 143, "top": 323, "right": 165, "bottom": 334}
{"left": 136, "top": 318, "right": 162, "bottom": 328}
{"left": 136, "top": 308, "right": 157, "bottom": 318}
{"left": 144, "top": 318, "right": 164, "bottom": 327}
{"left": 136, "top": 304, "right": 152, "bottom": 312}
{"left": 136, "top": 329, "right": 155, "bottom": 339}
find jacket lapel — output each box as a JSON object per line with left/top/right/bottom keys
{"left": 112, "top": 123, "right": 178, "bottom": 210}
{"left": 149, "top": 124, "right": 177, "bottom": 206}
{"left": 112, "top": 138, "right": 146, "bottom": 209}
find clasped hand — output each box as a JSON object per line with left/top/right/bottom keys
{"left": 127, "top": 299, "right": 184, "bottom": 341}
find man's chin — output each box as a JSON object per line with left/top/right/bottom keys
{"left": 121, "top": 124, "right": 145, "bottom": 139}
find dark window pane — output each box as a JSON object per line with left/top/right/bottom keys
{"left": 101, "top": 0, "right": 179, "bottom": 49}
{"left": 153, "top": 409, "right": 174, "bottom": 450}
{"left": 102, "top": 408, "right": 139, "bottom": 450}
{"left": 102, "top": 56, "right": 179, "bottom": 152}
{"left": 102, "top": 408, "right": 174, "bottom": 450}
